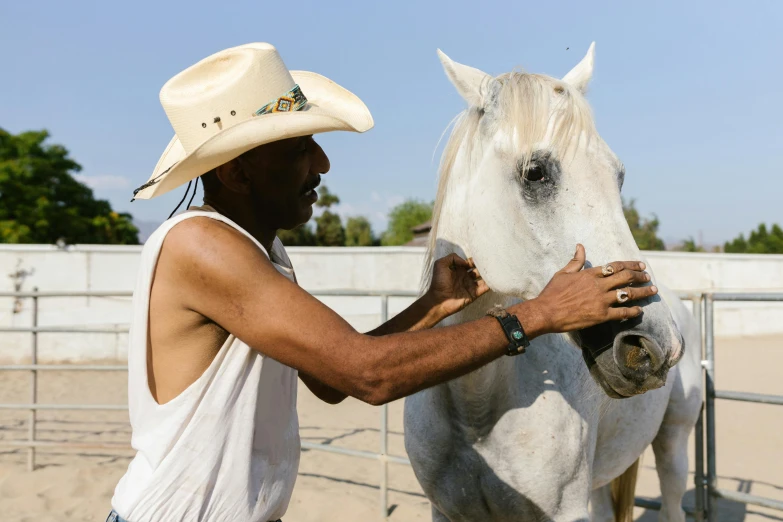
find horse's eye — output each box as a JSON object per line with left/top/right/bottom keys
{"left": 525, "top": 165, "right": 545, "bottom": 182}
{"left": 518, "top": 153, "right": 559, "bottom": 202}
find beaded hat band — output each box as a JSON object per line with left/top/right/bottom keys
{"left": 255, "top": 84, "right": 308, "bottom": 116}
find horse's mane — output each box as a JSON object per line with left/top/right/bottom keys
{"left": 422, "top": 71, "right": 597, "bottom": 290}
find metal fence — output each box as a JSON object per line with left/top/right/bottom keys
{"left": 0, "top": 289, "right": 134, "bottom": 472}
{"left": 0, "top": 288, "right": 418, "bottom": 521}
{"left": 0, "top": 289, "right": 781, "bottom": 521}
{"left": 701, "top": 293, "right": 783, "bottom": 517}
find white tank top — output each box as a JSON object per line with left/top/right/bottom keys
{"left": 112, "top": 207, "right": 300, "bottom": 522}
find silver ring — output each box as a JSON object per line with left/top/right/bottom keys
{"left": 601, "top": 264, "right": 615, "bottom": 277}
{"left": 616, "top": 289, "right": 630, "bottom": 304}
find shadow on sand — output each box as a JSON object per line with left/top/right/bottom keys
{"left": 635, "top": 483, "right": 783, "bottom": 522}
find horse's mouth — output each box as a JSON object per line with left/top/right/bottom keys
{"left": 570, "top": 320, "right": 665, "bottom": 399}
{"left": 574, "top": 325, "right": 633, "bottom": 399}
{"left": 588, "top": 366, "right": 632, "bottom": 399}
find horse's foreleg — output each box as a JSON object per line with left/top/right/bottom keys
{"left": 651, "top": 422, "right": 690, "bottom": 522}
{"left": 589, "top": 485, "right": 614, "bottom": 522}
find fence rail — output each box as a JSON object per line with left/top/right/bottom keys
{"left": 0, "top": 289, "right": 781, "bottom": 521}
{"left": 0, "top": 365, "right": 127, "bottom": 371}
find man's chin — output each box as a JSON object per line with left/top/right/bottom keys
{"left": 288, "top": 208, "right": 313, "bottom": 230}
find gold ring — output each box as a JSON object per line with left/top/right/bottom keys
{"left": 601, "top": 264, "right": 615, "bottom": 277}
{"left": 616, "top": 289, "right": 630, "bottom": 304}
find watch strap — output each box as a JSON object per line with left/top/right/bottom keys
{"left": 487, "top": 306, "right": 529, "bottom": 356}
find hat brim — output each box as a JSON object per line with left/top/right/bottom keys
{"left": 133, "top": 71, "right": 373, "bottom": 200}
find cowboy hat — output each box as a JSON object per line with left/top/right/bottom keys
{"left": 132, "top": 42, "right": 374, "bottom": 200}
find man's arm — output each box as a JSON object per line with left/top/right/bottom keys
{"left": 300, "top": 296, "right": 441, "bottom": 404}
{"left": 299, "top": 371, "right": 347, "bottom": 404}
{"left": 302, "top": 254, "right": 488, "bottom": 403}
{"left": 168, "top": 219, "right": 654, "bottom": 406}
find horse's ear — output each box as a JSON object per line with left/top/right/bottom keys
{"left": 437, "top": 49, "right": 497, "bottom": 108}
{"left": 562, "top": 42, "right": 595, "bottom": 94}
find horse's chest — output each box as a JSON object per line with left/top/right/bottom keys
{"left": 591, "top": 384, "right": 672, "bottom": 486}
{"left": 414, "top": 439, "right": 553, "bottom": 521}
{"left": 405, "top": 387, "right": 589, "bottom": 520}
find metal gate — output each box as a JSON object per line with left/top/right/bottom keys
{"left": 700, "top": 293, "right": 783, "bottom": 518}
{"left": 635, "top": 293, "right": 783, "bottom": 520}
{"left": 0, "top": 289, "right": 781, "bottom": 520}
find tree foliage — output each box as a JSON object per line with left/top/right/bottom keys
{"left": 623, "top": 198, "right": 665, "bottom": 251}
{"left": 315, "top": 185, "right": 340, "bottom": 209}
{"left": 724, "top": 224, "right": 783, "bottom": 254}
{"left": 313, "top": 185, "right": 345, "bottom": 247}
{"left": 381, "top": 199, "right": 433, "bottom": 246}
{"left": 678, "top": 237, "right": 705, "bottom": 253}
{"left": 0, "top": 128, "right": 138, "bottom": 244}
{"left": 277, "top": 223, "right": 316, "bottom": 246}
{"left": 345, "top": 216, "right": 374, "bottom": 246}
{"left": 315, "top": 211, "right": 345, "bottom": 246}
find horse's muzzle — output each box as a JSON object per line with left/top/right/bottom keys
{"left": 573, "top": 320, "right": 675, "bottom": 398}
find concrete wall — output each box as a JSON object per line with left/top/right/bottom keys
{"left": 1, "top": 244, "right": 782, "bottom": 362}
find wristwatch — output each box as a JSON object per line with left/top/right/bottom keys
{"left": 487, "top": 306, "right": 530, "bottom": 356}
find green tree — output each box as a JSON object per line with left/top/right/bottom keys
{"left": 315, "top": 212, "right": 345, "bottom": 246}
{"left": 316, "top": 185, "right": 340, "bottom": 208}
{"left": 381, "top": 199, "right": 433, "bottom": 246}
{"left": 277, "top": 223, "right": 316, "bottom": 246}
{"left": 345, "top": 216, "right": 374, "bottom": 246}
{"left": 725, "top": 223, "right": 783, "bottom": 254}
{"left": 0, "top": 128, "right": 138, "bottom": 244}
{"left": 314, "top": 185, "right": 345, "bottom": 247}
{"left": 679, "top": 237, "right": 705, "bottom": 253}
{"left": 623, "top": 198, "right": 665, "bottom": 251}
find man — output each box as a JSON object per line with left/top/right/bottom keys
{"left": 109, "top": 43, "right": 655, "bottom": 522}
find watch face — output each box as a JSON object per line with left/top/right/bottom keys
{"left": 512, "top": 330, "right": 523, "bottom": 341}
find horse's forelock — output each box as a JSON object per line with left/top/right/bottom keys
{"left": 422, "top": 72, "right": 598, "bottom": 291}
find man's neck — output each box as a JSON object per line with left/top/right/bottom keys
{"left": 202, "top": 196, "right": 277, "bottom": 253}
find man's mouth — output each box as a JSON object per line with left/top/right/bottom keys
{"left": 301, "top": 174, "right": 321, "bottom": 198}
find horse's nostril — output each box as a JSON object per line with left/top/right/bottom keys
{"left": 622, "top": 336, "right": 648, "bottom": 368}
{"left": 615, "top": 334, "right": 662, "bottom": 381}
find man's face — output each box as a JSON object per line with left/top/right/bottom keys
{"left": 240, "top": 135, "right": 330, "bottom": 230}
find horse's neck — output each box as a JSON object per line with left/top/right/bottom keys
{"left": 428, "top": 177, "right": 525, "bottom": 434}
{"left": 439, "top": 290, "right": 520, "bottom": 437}
{"left": 431, "top": 222, "right": 517, "bottom": 400}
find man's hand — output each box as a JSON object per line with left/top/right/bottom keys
{"left": 516, "top": 244, "right": 657, "bottom": 336}
{"left": 424, "top": 254, "right": 490, "bottom": 321}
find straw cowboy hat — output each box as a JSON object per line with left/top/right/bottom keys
{"left": 132, "top": 42, "right": 374, "bottom": 200}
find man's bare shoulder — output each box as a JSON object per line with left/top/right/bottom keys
{"left": 159, "top": 216, "right": 274, "bottom": 287}
{"left": 155, "top": 216, "right": 300, "bottom": 337}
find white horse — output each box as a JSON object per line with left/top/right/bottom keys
{"left": 404, "top": 43, "right": 703, "bottom": 522}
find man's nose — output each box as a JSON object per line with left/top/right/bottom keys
{"left": 310, "top": 138, "right": 330, "bottom": 175}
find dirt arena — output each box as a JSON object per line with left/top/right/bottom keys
{"left": 0, "top": 336, "right": 780, "bottom": 522}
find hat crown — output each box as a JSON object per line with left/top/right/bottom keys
{"left": 160, "top": 43, "right": 296, "bottom": 153}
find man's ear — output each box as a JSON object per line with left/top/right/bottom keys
{"left": 215, "top": 157, "right": 251, "bottom": 195}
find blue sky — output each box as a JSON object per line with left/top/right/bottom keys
{"left": 2, "top": 0, "right": 781, "bottom": 246}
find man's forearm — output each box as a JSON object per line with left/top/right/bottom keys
{"left": 342, "top": 299, "right": 548, "bottom": 405}
{"left": 366, "top": 293, "right": 444, "bottom": 336}
{"left": 304, "top": 293, "right": 445, "bottom": 404}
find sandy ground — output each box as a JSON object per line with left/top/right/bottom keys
{"left": 0, "top": 335, "right": 781, "bottom": 522}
